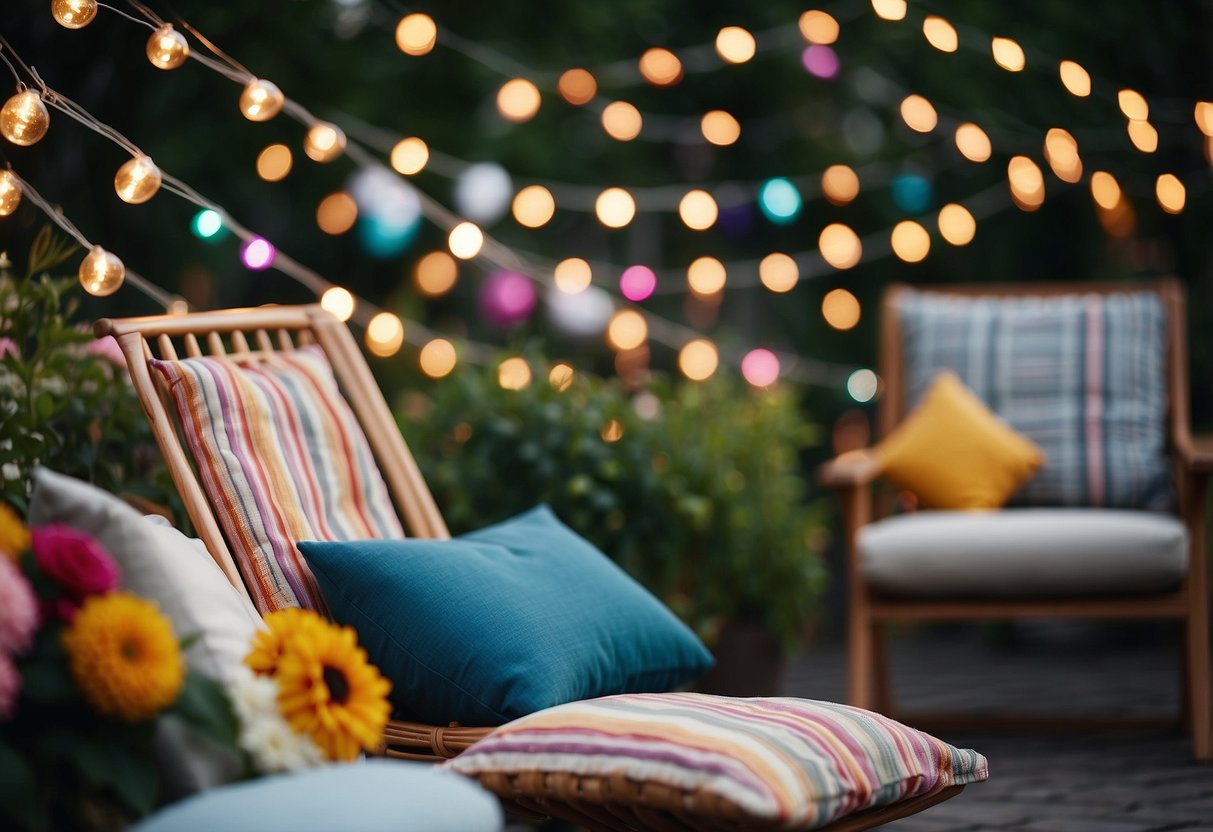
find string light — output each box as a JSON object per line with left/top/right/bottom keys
{"left": 821, "top": 164, "right": 860, "bottom": 205}
{"left": 801, "top": 45, "right": 840, "bottom": 79}
{"left": 447, "top": 221, "right": 484, "bottom": 259}
{"left": 678, "top": 339, "right": 719, "bottom": 381}
{"left": 991, "top": 37, "right": 1026, "bottom": 72}
{"left": 595, "top": 187, "right": 636, "bottom": 228}
{"left": 390, "top": 137, "right": 428, "bottom": 175}
{"left": 146, "top": 24, "right": 189, "bottom": 70}
{"left": 241, "top": 237, "right": 276, "bottom": 270}
{"left": 759, "top": 252, "right": 799, "bottom": 293}
{"left": 512, "top": 184, "right": 556, "bottom": 228}
{"left": 937, "top": 203, "right": 976, "bottom": 245}
{"left": 496, "top": 78, "right": 541, "bottom": 123}
{"left": 549, "top": 363, "right": 575, "bottom": 391}
{"left": 303, "top": 122, "right": 347, "bottom": 163}
{"left": 51, "top": 0, "right": 97, "bottom": 29}
{"left": 601, "top": 420, "right": 624, "bottom": 442}
{"left": 497, "top": 356, "right": 532, "bottom": 390}
{"left": 890, "top": 220, "right": 931, "bottom": 262}
{"left": 953, "top": 123, "right": 992, "bottom": 162}
{"left": 619, "top": 265, "right": 657, "bottom": 302}
{"left": 606, "top": 310, "right": 648, "bottom": 351}
{"left": 256, "top": 143, "right": 292, "bottom": 181}
{"left": 320, "top": 286, "right": 356, "bottom": 321}
{"left": 819, "top": 223, "right": 862, "bottom": 269}
{"left": 1007, "top": 156, "right": 1045, "bottom": 210}
{"left": 899, "top": 95, "right": 937, "bottom": 133}
{"left": 1155, "top": 174, "right": 1185, "bottom": 214}
{"left": 239, "top": 79, "right": 284, "bottom": 122}
{"left": 847, "top": 369, "right": 879, "bottom": 402}
{"left": 678, "top": 189, "right": 718, "bottom": 230}
{"left": 758, "top": 177, "right": 802, "bottom": 224}
{"left": 1126, "top": 120, "right": 1158, "bottom": 153}
{"left": 1043, "top": 128, "right": 1082, "bottom": 182}
{"left": 741, "top": 349, "right": 780, "bottom": 387}
{"left": 701, "top": 110, "right": 741, "bottom": 146}
{"left": 191, "top": 208, "right": 224, "bottom": 240}
{"left": 922, "top": 16, "right": 958, "bottom": 52}
{"left": 419, "top": 338, "right": 457, "bottom": 378}
{"left": 557, "top": 69, "right": 597, "bottom": 105}
{"left": 414, "top": 251, "right": 459, "bottom": 297}
{"left": 1058, "top": 60, "right": 1091, "bottom": 97}
{"left": 396, "top": 14, "right": 437, "bottom": 56}
{"left": 1195, "top": 102, "right": 1213, "bottom": 137}
{"left": 114, "top": 154, "right": 162, "bottom": 204}
{"left": 1, "top": 90, "right": 50, "bottom": 146}
{"left": 638, "top": 48, "right": 683, "bottom": 87}
{"left": 1117, "top": 90, "right": 1148, "bottom": 120}
{"left": 316, "top": 191, "right": 358, "bottom": 234}
{"left": 871, "top": 0, "right": 907, "bottom": 22}
{"left": 715, "top": 27, "right": 756, "bottom": 64}
{"left": 799, "top": 10, "right": 840, "bottom": 44}
{"left": 0, "top": 169, "right": 22, "bottom": 216}
{"left": 1090, "top": 171, "right": 1121, "bottom": 209}
{"left": 601, "top": 101, "right": 642, "bottom": 141}
{"left": 822, "top": 288, "right": 861, "bottom": 330}
{"left": 366, "top": 312, "right": 404, "bottom": 357}
{"left": 687, "top": 256, "right": 727, "bottom": 297}
{"left": 553, "top": 258, "right": 592, "bottom": 294}
{"left": 78, "top": 245, "right": 125, "bottom": 297}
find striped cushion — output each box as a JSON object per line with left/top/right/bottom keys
{"left": 898, "top": 290, "right": 1172, "bottom": 510}
{"left": 447, "top": 692, "right": 988, "bottom": 829}
{"left": 152, "top": 347, "right": 404, "bottom": 613}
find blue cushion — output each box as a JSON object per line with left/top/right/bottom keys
{"left": 298, "top": 505, "right": 713, "bottom": 726}
{"left": 131, "top": 760, "right": 503, "bottom": 832}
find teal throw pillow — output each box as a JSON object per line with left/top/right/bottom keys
{"left": 297, "top": 505, "right": 713, "bottom": 726}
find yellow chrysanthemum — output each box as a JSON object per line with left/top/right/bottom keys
{"left": 0, "top": 503, "right": 29, "bottom": 560}
{"left": 245, "top": 607, "right": 327, "bottom": 677}
{"left": 274, "top": 621, "right": 392, "bottom": 761}
{"left": 62, "top": 592, "right": 185, "bottom": 722}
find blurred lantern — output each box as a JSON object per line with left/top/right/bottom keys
{"left": 395, "top": 13, "right": 437, "bottom": 56}
{"left": 1195, "top": 102, "right": 1213, "bottom": 137}
{"left": 316, "top": 192, "right": 358, "bottom": 235}
{"left": 320, "top": 287, "right": 355, "bottom": 322}
{"left": 899, "top": 94, "right": 937, "bottom": 133}
{"left": 819, "top": 224, "right": 862, "bottom": 269}
{"left": 256, "top": 143, "right": 292, "bottom": 181}
{"left": 991, "top": 37, "right": 1025, "bottom": 71}
{"left": 390, "top": 137, "right": 428, "bottom": 175}
{"left": 479, "top": 271, "right": 537, "bottom": 328}
{"left": 759, "top": 252, "right": 799, "bottom": 292}
{"left": 79, "top": 245, "right": 124, "bottom": 296}
{"left": 1089, "top": 171, "right": 1121, "bottom": 209}
{"left": 802, "top": 45, "right": 840, "bottom": 79}
{"left": 1155, "top": 174, "right": 1186, "bottom": 214}
{"left": 0, "top": 90, "right": 49, "bottom": 146}
{"left": 114, "top": 155, "right": 162, "bottom": 204}
{"left": 453, "top": 162, "right": 512, "bottom": 225}
{"left": 1126, "top": 120, "right": 1158, "bottom": 153}
{"left": 937, "top": 203, "right": 976, "bottom": 246}
{"left": 679, "top": 189, "right": 718, "bottom": 230}
{"left": 413, "top": 251, "right": 459, "bottom": 297}
{"left": 558, "top": 69, "right": 597, "bottom": 105}
{"left": 822, "top": 288, "right": 861, "bottom": 329}
{"left": 546, "top": 285, "right": 613, "bottom": 337}
{"left": 638, "top": 48, "right": 683, "bottom": 87}
{"left": 446, "top": 221, "right": 483, "bottom": 260}
{"left": 741, "top": 349, "right": 780, "bottom": 387}
{"left": 595, "top": 187, "right": 636, "bottom": 228}
{"left": 0, "top": 169, "right": 22, "bottom": 216}
{"left": 607, "top": 310, "right": 648, "bottom": 351}
{"left": 701, "top": 110, "right": 741, "bottom": 146}
{"left": 602, "top": 101, "right": 642, "bottom": 141}
{"left": 496, "top": 78, "right": 541, "bottom": 123}
{"left": 758, "top": 177, "right": 802, "bottom": 225}
{"left": 497, "top": 357, "right": 532, "bottom": 390}
{"left": 890, "top": 220, "right": 931, "bottom": 263}
{"left": 239, "top": 79, "right": 284, "bottom": 122}
{"left": 512, "top": 185, "right": 556, "bottom": 228}
{"left": 954, "top": 123, "right": 992, "bottom": 162}
{"left": 349, "top": 166, "right": 422, "bottom": 258}
{"left": 1118, "top": 90, "right": 1148, "bottom": 120}
{"left": 822, "top": 165, "right": 859, "bottom": 205}
{"left": 146, "top": 24, "right": 189, "bottom": 69}
{"left": 419, "top": 339, "right": 457, "bottom": 379}
{"left": 799, "top": 10, "right": 839, "bottom": 44}
{"left": 619, "top": 265, "right": 657, "bottom": 302}
{"left": 365, "top": 312, "right": 404, "bottom": 357}
{"left": 678, "top": 340, "right": 719, "bottom": 381}
{"left": 1059, "top": 60, "right": 1091, "bottom": 96}
{"left": 922, "top": 16, "right": 957, "bottom": 51}
{"left": 52, "top": 0, "right": 97, "bottom": 28}
{"left": 554, "top": 258, "right": 592, "bottom": 294}
{"left": 304, "top": 122, "right": 347, "bottom": 163}
{"left": 715, "top": 27, "right": 756, "bottom": 63}
{"left": 687, "top": 257, "right": 726, "bottom": 297}
{"left": 1007, "top": 156, "right": 1045, "bottom": 211}
{"left": 871, "top": 0, "right": 906, "bottom": 21}
{"left": 891, "top": 173, "right": 932, "bottom": 213}
{"left": 1043, "top": 128, "right": 1082, "bottom": 183}
{"left": 241, "top": 237, "right": 275, "bottom": 270}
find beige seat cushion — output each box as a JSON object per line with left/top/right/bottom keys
{"left": 859, "top": 509, "right": 1187, "bottom": 599}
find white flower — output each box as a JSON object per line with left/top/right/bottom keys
{"left": 227, "top": 666, "right": 325, "bottom": 774}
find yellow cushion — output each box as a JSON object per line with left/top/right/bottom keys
{"left": 876, "top": 372, "right": 1045, "bottom": 510}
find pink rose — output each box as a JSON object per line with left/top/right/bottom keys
{"left": 0, "top": 652, "right": 18, "bottom": 721}
{"left": 0, "top": 338, "right": 16, "bottom": 360}
{"left": 0, "top": 556, "right": 38, "bottom": 655}
{"left": 31, "top": 526, "right": 120, "bottom": 619}
{"left": 85, "top": 335, "right": 127, "bottom": 368}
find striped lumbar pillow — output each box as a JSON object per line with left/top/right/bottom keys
{"left": 152, "top": 346, "right": 403, "bottom": 613}
{"left": 447, "top": 692, "right": 988, "bottom": 829}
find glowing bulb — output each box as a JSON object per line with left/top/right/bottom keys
{"left": 819, "top": 223, "right": 862, "bottom": 269}
{"left": 256, "top": 143, "right": 292, "bottom": 181}
{"left": 320, "top": 287, "right": 355, "bottom": 322}
{"left": 679, "top": 189, "right": 718, "bottom": 230}
{"left": 847, "top": 369, "right": 879, "bottom": 403}
{"left": 595, "top": 187, "right": 636, "bottom": 228}
{"left": 952, "top": 123, "right": 992, "bottom": 163}
{"left": 1194, "top": 102, "right": 1213, "bottom": 137}
{"left": 922, "top": 16, "right": 957, "bottom": 52}
{"left": 316, "top": 192, "right": 358, "bottom": 235}
{"left": 419, "top": 339, "right": 457, "bottom": 379}
{"left": 701, "top": 110, "right": 741, "bottom": 146}
{"left": 937, "top": 203, "right": 976, "bottom": 246}
{"left": 801, "top": 45, "right": 840, "bottom": 79}
{"left": 1059, "top": 60, "right": 1091, "bottom": 97}
{"left": 414, "top": 251, "right": 458, "bottom": 297}
{"left": 395, "top": 13, "right": 437, "bottom": 56}
{"left": 759, "top": 252, "right": 799, "bottom": 293}
{"left": 715, "top": 27, "right": 756, "bottom": 63}
{"left": 497, "top": 357, "right": 531, "bottom": 390}
{"left": 390, "top": 137, "right": 428, "bottom": 175}
{"left": 822, "top": 164, "right": 860, "bottom": 205}
{"left": 799, "top": 10, "right": 839, "bottom": 44}
{"left": 1090, "top": 172, "right": 1121, "bottom": 210}
{"left": 512, "top": 185, "right": 555, "bottom": 228}
{"left": 114, "top": 155, "right": 162, "bottom": 204}
{"left": 1155, "top": 174, "right": 1185, "bottom": 214}
{"left": 558, "top": 69, "right": 597, "bottom": 105}
{"left": 1127, "top": 120, "right": 1158, "bottom": 153}
{"left": 239, "top": 79, "right": 284, "bottom": 122}
{"left": 52, "top": 0, "right": 96, "bottom": 28}
{"left": 638, "top": 48, "right": 683, "bottom": 87}
{"left": 1043, "top": 128, "right": 1082, "bottom": 183}
{"left": 191, "top": 209, "right": 223, "bottom": 240}
{"left": 687, "top": 257, "right": 726, "bottom": 297}
{"left": 146, "top": 23, "right": 188, "bottom": 69}
{"left": 822, "top": 288, "right": 861, "bottom": 330}
{"left": 78, "top": 245, "right": 124, "bottom": 297}
{"left": 742, "top": 349, "right": 780, "bottom": 387}
{"left": 1008, "top": 156, "right": 1045, "bottom": 211}
{"left": 447, "top": 222, "right": 483, "bottom": 260}
{"left": 602, "top": 101, "right": 642, "bottom": 141}
{"left": 553, "top": 258, "right": 592, "bottom": 294}
{"left": 991, "top": 37, "right": 1025, "bottom": 71}
{"left": 0, "top": 169, "right": 21, "bottom": 216}
{"left": 607, "top": 310, "right": 648, "bottom": 351}
{"left": 366, "top": 312, "right": 404, "bottom": 358}
{"left": 678, "top": 339, "right": 718, "bottom": 381}
{"left": 601, "top": 420, "right": 624, "bottom": 442}
{"left": 549, "top": 363, "right": 575, "bottom": 391}
{"left": 241, "top": 237, "right": 275, "bottom": 270}
{"left": 0, "top": 90, "right": 50, "bottom": 146}
{"left": 900, "top": 94, "right": 937, "bottom": 133}
{"left": 619, "top": 266, "right": 656, "bottom": 302}
{"left": 1118, "top": 89, "right": 1148, "bottom": 121}
{"left": 758, "top": 177, "right": 802, "bottom": 225}
{"left": 871, "top": 0, "right": 906, "bottom": 20}
{"left": 890, "top": 220, "right": 931, "bottom": 263}
{"left": 303, "top": 122, "right": 346, "bottom": 163}
{"left": 497, "top": 78, "right": 541, "bottom": 123}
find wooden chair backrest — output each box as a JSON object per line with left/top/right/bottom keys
{"left": 876, "top": 279, "right": 1190, "bottom": 458}
{"left": 96, "top": 305, "right": 449, "bottom": 602}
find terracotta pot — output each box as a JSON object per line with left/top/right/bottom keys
{"left": 694, "top": 621, "right": 785, "bottom": 697}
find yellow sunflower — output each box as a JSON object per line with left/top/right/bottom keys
{"left": 245, "top": 607, "right": 328, "bottom": 677}
{"left": 0, "top": 503, "right": 29, "bottom": 560}
{"left": 62, "top": 592, "right": 185, "bottom": 722}
{"left": 274, "top": 621, "right": 392, "bottom": 761}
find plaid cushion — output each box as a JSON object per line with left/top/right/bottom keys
{"left": 153, "top": 346, "right": 404, "bottom": 613}
{"left": 898, "top": 289, "right": 1172, "bottom": 510}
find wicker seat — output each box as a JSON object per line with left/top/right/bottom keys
{"left": 98, "top": 305, "right": 976, "bottom": 830}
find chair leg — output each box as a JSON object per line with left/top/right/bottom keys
{"left": 848, "top": 600, "right": 875, "bottom": 711}
{"left": 1184, "top": 605, "right": 1211, "bottom": 761}
{"left": 872, "top": 623, "right": 893, "bottom": 715}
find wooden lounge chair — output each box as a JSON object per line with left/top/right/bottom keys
{"left": 98, "top": 305, "right": 980, "bottom": 830}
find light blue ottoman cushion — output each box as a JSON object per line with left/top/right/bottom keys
{"left": 131, "top": 760, "right": 503, "bottom": 832}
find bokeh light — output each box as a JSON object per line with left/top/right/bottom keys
{"left": 1155, "top": 174, "right": 1186, "bottom": 214}
{"left": 802, "top": 45, "right": 840, "bottom": 79}
{"left": 822, "top": 288, "right": 861, "bottom": 330}
{"left": 549, "top": 363, "right": 575, "bottom": 392}
{"left": 819, "top": 224, "right": 863, "bottom": 270}
{"left": 821, "top": 164, "right": 859, "bottom": 205}
{"left": 191, "top": 209, "right": 224, "bottom": 241}
{"left": 871, "top": 0, "right": 907, "bottom": 21}
{"left": 937, "top": 203, "right": 976, "bottom": 246}
{"left": 891, "top": 174, "right": 933, "bottom": 213}
{"left": 602, "top": 101, "right": 643, "bottom": 141}
{"left": 396, "top": 13, "right": 437, "bottom": 56}
{"left": 479, "top": 271, "right": 537, "bottom": 327}
{"left": 595, "top": 187, "right": 636, "bottom": 228}
{"left": 900, "top": 95, "right": 937, "bottom": 133}
{"left": 316, "top": 192, "right": 358, "bottom": 235}
{"left": 847, "top": 369, "right": 879, "bottom": 403}
{"left": 78, "top": 246, "right": 124, "bottom": 297}
{"left": 679, "top": 189, "right": 718, "bottom": 230}
{"left": 256, "top": 143, "right": 293, "bottom": 182}
{"left": 1007, "top": 156, "right": 1045, "bottom": 211}
{"left": 1044, "top": 128, "right": 1082, "bottom": 183}
{"left": 799, "top": 10, "right": 839, "bottom": 44}
{"left": 0, "top": 170, "right": 19, "bottom": 216}
{"left": 419, "top": 339, "right": 457, "bottom": 379}
{"left": 447, "top": 222, "right": 484, "bottom": 259}
{"left": 1090, "top": 171, "right": 1122, "bottom": 210}
{"left": 0, "top": 91, "right": 49, "bottom": 146}
{"left": 1195, "top": 102, "right": 1213, "bottom": 137}
{"left": 991, "top": 37, "right": 1025, "bottom": 71}
{"left": 741, "top": 349, "right": 781, "bottom": 387}
{"left": 558, "top": 69, "right": 597, "bottom": 105}
{"left": 606, "top": 310, "right": 648, "bottom": 351}
{"left": 320, "top": 287, "right": 355, "bottom": 322}
{"left": 619, "top": 266, "right": 657, "bottom": 302}
{"left": 758, "top": 178, "right": 802, "bottom": 225}
{"left": 390, "top": 137, "right": 429, "bottom": 175}
{"left": 554, "top": 258, "right": 592, "bottom": 294}
{"left": 303, "top": 122, "right": 346, "bottom": 163}
{"left": 496, "top": 78, "right": 541, "bottom": 123}
{"left": 239, "top": 79, "right": 284, "bottom": 122}
{"left": 366, "top": 312, "right": 404, "bottom": 358}
{"left": 1059, "top": 60, "right": 1091, "bottom": 96}
{"left": 954, "top": 123, "right": 992, "bottom": 162}
{"left": 687, "top": 257, "right": 727, "bottom": 297}
{"left": 716, "top": 27, "right": 756, "bottom": 63}
{"left": 512, "top": 184, "right": 556, "bottom": 228}
{"left": 922, "top": 16, "right": 958, "bottom": 51}
{"left": 890, "top": 220, "right": 931, "bottom": 263}
{"left": 639, "top": 48, "right": 683, "bottom": 86}
{"left": 1127, "top": 120, "right": 1158, "bottom": 153}
{"left": 759, "top": 253, "right": 799, "bottom": 293}
{"left": 601, "top": 420, "right": 624, "bottom": 443}
{"left": 497, "top": 357, "right": 532, "bottom": 390}
{"left": 701, "top": 110, "right": 741, "bottom": 146}
{"left": 241, "top": 237, "right": 275, "bottom": 270}
{"left": 1118, "top": 89, "right": 1148, "bottom": 120}
{"left": 678, "top": 339, "right": 719, "bottom": 381}
{"left": 413, "top": 251, "right": 458, "bottom": 297}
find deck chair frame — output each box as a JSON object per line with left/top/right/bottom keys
{"left": 98, "top": 304, "right": 974, "bottom": 830}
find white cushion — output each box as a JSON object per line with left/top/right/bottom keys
{"left": 859, "top": 508, "right": 1187, "bottom": 599}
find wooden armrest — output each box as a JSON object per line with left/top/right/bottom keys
{"left": 818, "top": 450, "right": 882, "bottom": 489}
{"left": 1176, "top": 435, "right": 1213, "bottom": 475}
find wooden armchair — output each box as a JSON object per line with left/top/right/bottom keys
{"left": 820, "top": 279, "right": 1213, "bottom": 760}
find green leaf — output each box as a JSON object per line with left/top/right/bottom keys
{"left": 0, "top": 740, "right": 46, "bottom": 832}
{"left": 73, "top": 732, "right": 159, "bottom": 816}
{"left": 169, "top": 671, "right": 240, "bottom": 747}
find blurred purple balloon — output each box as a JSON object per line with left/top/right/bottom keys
{"left": 479, "top": 270, "right": 537, "bottom": 327}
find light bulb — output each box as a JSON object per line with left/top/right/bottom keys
{"left": 303, "top": 122, "right": 346, "bottom": 163}
{"left": 396, "top": 13, "right": 437, "bottom": 56}
{"left": 114, "top": 155, "right": 162, "bottom": 204}
{"left": 366, "top": 312, "right": 404, "bottom": 358}
{"left": 1, "top": 90, "right": 50, "bottom": 147}
{"left": 0, "top": 170, "right": 22, "bottom": 216}
{"left": 239, "top": 79, "right": 284, "bottom": 122}
{"left": 320, "top": 287, "right": 356, "bottom": 322}
{"left": 79, "top": 245, "right": 125, "bottom": 297}
{"left": 447, "top": 222, "right": 483, "bottom": 260}
{"left": 51, "top": 0, "right": 97, "bottom": 29}
{"left": 146, "top": 23, "right": 189, "bottom": 69}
